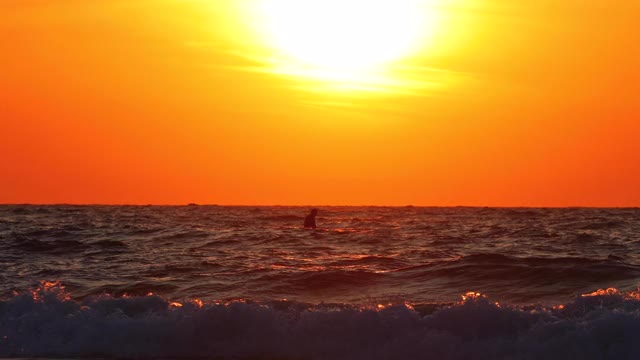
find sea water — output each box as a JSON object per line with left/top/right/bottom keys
{"left": 1, "top": 205, "right": 640, "bottom": 359}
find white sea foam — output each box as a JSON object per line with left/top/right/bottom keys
{"left": 2, "top": 284, "right": 640, "bottom": 359}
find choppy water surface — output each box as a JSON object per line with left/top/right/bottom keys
{"left": 2, "top": 205, "right": 639, "bottom": 304}
{"left": 2, "top": 205, "right": 640, "bottom": 359}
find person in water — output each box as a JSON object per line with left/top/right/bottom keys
{"left": 304, "top": 209, "right": 318, "bottom": 229}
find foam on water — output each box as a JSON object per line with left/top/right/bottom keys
{"left": 3, "top": 282, "right": 640, "bottom": 359}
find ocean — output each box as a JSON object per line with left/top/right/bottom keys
{"left": 1, "top": 205, "right": 640, "bottom": 359}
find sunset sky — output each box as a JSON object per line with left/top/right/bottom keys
{"left": 1, "top": 0, "right": 639, "bottom": 206}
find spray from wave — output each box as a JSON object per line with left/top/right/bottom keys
{"left": 3, "top": 281, "right": 640, "bottom": 360}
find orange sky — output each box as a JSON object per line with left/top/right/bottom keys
{"left": 1, "top": 0, "right": 639, "bottom": 206}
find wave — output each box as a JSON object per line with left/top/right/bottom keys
{"left": 154, "top": 230, "right": 211, "bottom": 241}
{"left": 259, "top": 270, "right": 384, "bottom": 293}
{"left": 74, "top": 281, "right": 181, "bottom": 299}
{"left": 91, "top": 239, "right": 128, "bottom": 248}
{"left": 580, "top": 219, "right": 626, "bottom": 230}
{"left": 11, "top": 236, "right": 88, "bottom": 253}
{"left": 3, "top": 283, "right": 640, "bottom": 359}
{"left": 393, "top": 254, "right": 640, "bottom": 302}
{"left": 144, "top": 262, "right": 223, "bottom": 277}
{"left": 399, "top": 253, "right": 640, "bottom": 272}
{"left": 259, "top": 215, "right": 305, "bottom": 222}
{"left": 10, "top": 236, "right": 128, "bottom": 254}
{"left": 327, "top": 255, "right": 407, "bottom": 267}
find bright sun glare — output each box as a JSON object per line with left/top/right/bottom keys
{"left": 245, "top": 0, "right": 440, "bottom": 88}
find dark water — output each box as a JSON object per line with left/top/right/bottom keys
{"left": 2, "top": 205, "right": 640, "bottom": 359}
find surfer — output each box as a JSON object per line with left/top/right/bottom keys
{"left": 304, "top": 209, "right": 318, "bottom": 229}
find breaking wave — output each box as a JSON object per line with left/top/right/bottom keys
{"left": 3, "top": 282, "right": 640, "bottom": 360}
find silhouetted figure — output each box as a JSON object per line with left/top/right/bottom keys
{"left": 304, "top": 209, "right": 318, "bottom": 229}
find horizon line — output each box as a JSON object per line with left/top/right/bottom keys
{"left": 1, "top": 203, "right": 638, "bottom": 209}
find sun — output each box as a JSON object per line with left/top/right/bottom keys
{"left": 244, "top": 0, "right": 439, "bottom": 85}
{"left": 255, "top": 0, "right": 428, "bottom": 70}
